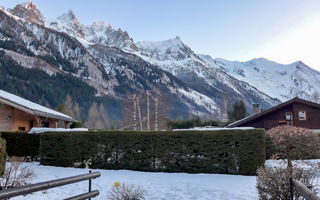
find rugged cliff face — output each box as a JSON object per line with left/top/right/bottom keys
{"left": 9, "top": 0, "right": 45, "bottom": 25}
{"left": 0, "top": 1, "right": 290, "bottom": 128}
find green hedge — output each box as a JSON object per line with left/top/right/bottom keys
{"left": 40, "top": 129, "right": 266, "bottom": 175}
{"left": 0, "top": 132, "right": 40, "bottom": 158}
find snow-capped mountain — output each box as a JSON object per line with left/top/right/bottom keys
{"left": 46, "top": 10, "right": 137, "bottom": 51}
{"left": 9, "top": 0, "right": 44, "bottom": 25}
{"left": 0, "top": 1, "right": 236, "bottom": 121}
{"left": 46, "top": 10, "right": 85, "bottom": 39}
{"left": 4, "top": 1, "right": 306, "bottom": 123}
{"left": 200, "top": 56, "right": 320, "bottom": 102}
{"left": 84, "top": 22, "right": 137, "bottom": 51}
{"left": 134, "top": 37, "right": 279, "bottom": 113}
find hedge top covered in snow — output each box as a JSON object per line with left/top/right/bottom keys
{"left": 29, "top": 128, "right": 88, "bottom": 134}
{"left": 173, "top": 127, "right": 254, "bottom": 131}
{"left": 0, "top": 89, "right": 75, "bottom": 122}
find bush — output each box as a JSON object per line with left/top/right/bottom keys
{"left": 0, "top": 132, "right": 40, "bottom": 158}
{"left": 40, "top": 129, "right": 266, "bottom": 175}
{"left": 70, "top": 122, "right": 82, "bottom": 128}
{"left": 167, "top": 116, "right": 220, "bottom": 129}
{"left": 0, "top": 157, "right": 34, "bottom": 189}
{"left": 259, "top": 126, "right": 320, "bottom": 199}
{"left": 266, "top": 133, "right": 320, "bottom": 160}
{"left": 256, "top": 163, "right": 319, "bottom": 200}
{"left": 0, "top": 138, "right": 6, "bottom": 176}
{"left": 266, "top": 126, "right": 320, "bottom": 160}
{"left": 108, "top": 182, "right": 146, "bottom": 200}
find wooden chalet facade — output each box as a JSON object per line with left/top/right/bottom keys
{"left": 228, "top": 97, "right": 320, "bottom": 130}
{"left": 0, "top": 89, "right": 76, "bottom": 132}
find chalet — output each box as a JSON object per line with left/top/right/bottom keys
{"left": 227, "top": 97, "right": 320, "bottom": 130}
{"left": 0, "top": 89, "right": 76, "bottom": 132}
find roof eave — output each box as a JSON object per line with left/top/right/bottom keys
{"left": 227, "top": 97, "right": 320, "bottom": 128}
{"left": 0, "top": 97, "right": 76, "bottom": 122}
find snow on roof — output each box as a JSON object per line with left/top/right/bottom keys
{"left": 0, "top": 89, "right": 75, "bottom": 122}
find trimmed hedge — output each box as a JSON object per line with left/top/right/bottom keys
{"left": 40, "top": 129, "right": 266, "bottom": 175}
{"left": 0, "top": 132, "right": 40, "bottom": 158}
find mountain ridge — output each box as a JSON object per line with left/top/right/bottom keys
{"left": 4, "top": 1, "right": 315, "bottom": 128}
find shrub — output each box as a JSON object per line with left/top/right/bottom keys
{"left": 0, "top": 138, "right": 6, "bottom": 176}
{"left": 258, "top": 126, "right": 320, "bottom": 199}
{"left": 267, "top": 125, "right": 319, "bottom": 182}
{"left": 256, "top": 163, "right": 319, "bottom": 200}
{"left": 108, "top": 182, "right": 146, "bottom": 200}
{"left": 266, "top": 126, "right": 320, "bottom": 160}
{"left": 40, "top": 129, "right": 266, "bottom": 175}
{"left": 0, "top": 157, "right": 34, "bottom": 189}
{"left": 167, "top": 116, "right": 220, "bottom": 129}
{"left": 0, "top": 132, "right": 40, "bottom": 158}
{"left": 70, "top": 122, "right": 82, "bottom": 128}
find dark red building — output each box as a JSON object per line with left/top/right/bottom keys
{"left": 227, "top": 97, "right": 320, "bottom": 130}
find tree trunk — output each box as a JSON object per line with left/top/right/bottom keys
{"left": 155, "top": 97, "right": 158, "bottom": 131}
{"left": 133, "top": 94, "right": 137, "bottom": 130}
{"left": 137, "top": 97, "right": 143, "bottom": 130}
{"left": 146, "top": 91, "right": 150, "bottom": 131}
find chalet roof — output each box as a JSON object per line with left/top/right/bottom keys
{"left": 227, "top": 97, "right": 320, "bottom": 128}
{"left": 0, "top": 89, "right": 76, "bottom": 122}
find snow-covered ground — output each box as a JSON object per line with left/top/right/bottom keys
{"left": 10, "top": 160, "right": 320, "bottom": 200}
{"left": 12, "top": 162, "right": 257, "bottom": 200}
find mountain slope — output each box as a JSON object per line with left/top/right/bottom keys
{"left": 201, "top": 56, "right": 320, "bottom": 102}
{"left": 8, "top": 0, "right": 320, "bottom": 128}
{"left": 0, "top": 1, "right": 231, "bottom": 125}
{"left": 134, "top": 37, "right": 280, "bottom": 113}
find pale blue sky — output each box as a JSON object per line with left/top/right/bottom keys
{"left": 1, "top": 0, "right": 320, "bottom": 69}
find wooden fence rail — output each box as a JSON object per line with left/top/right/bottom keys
{"left": 293, "top": 179, "right": 320, "bottom": 200}
{"left": 0, "top": 171, "right": 101, "bottom": 199}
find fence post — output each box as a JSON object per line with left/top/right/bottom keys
{"left": 89, "top": 170, "right": 92, "bottom": 200}
{"left": 289, "top": 178, "right": 294, "bottom": 200}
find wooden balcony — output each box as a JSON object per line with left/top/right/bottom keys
{"left": 264, "top": 120, "right": 293, "bottom": 129}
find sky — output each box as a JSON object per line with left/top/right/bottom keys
{"left": 1, "top": 0, "right": 320, "bottom": 70}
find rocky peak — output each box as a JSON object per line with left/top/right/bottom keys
{"left": 136, "top": 36, "right": 194, "bottom": 61}
{"left": 58, "top": 10, "right": 77, "bottom": 23}
{"left": 91, "top": 21, "right": 112, "bottom": 29}
{"left": 48, "top": 10, "right": 85, "bottom": 39}
{"left": 10, "top": 0, "right": 45, "bottom": 25}
{"left": 84, "top": 22, "right": 137, "bottom": 51}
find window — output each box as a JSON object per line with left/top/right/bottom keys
{"left": 41, "top": 122, "right": 50, "bottom": 128}
{"left": 18, "top": 127, "right": 26, "bottom": 131}
{"left": 286, "top": 112, "right": 293, "bottom": 120}
{"left": 299, "top": 111, "right": 306, "bottom": 120}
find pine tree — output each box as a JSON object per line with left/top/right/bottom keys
{"left": 227, "top": 100, "right": 247, "bottom": 122}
